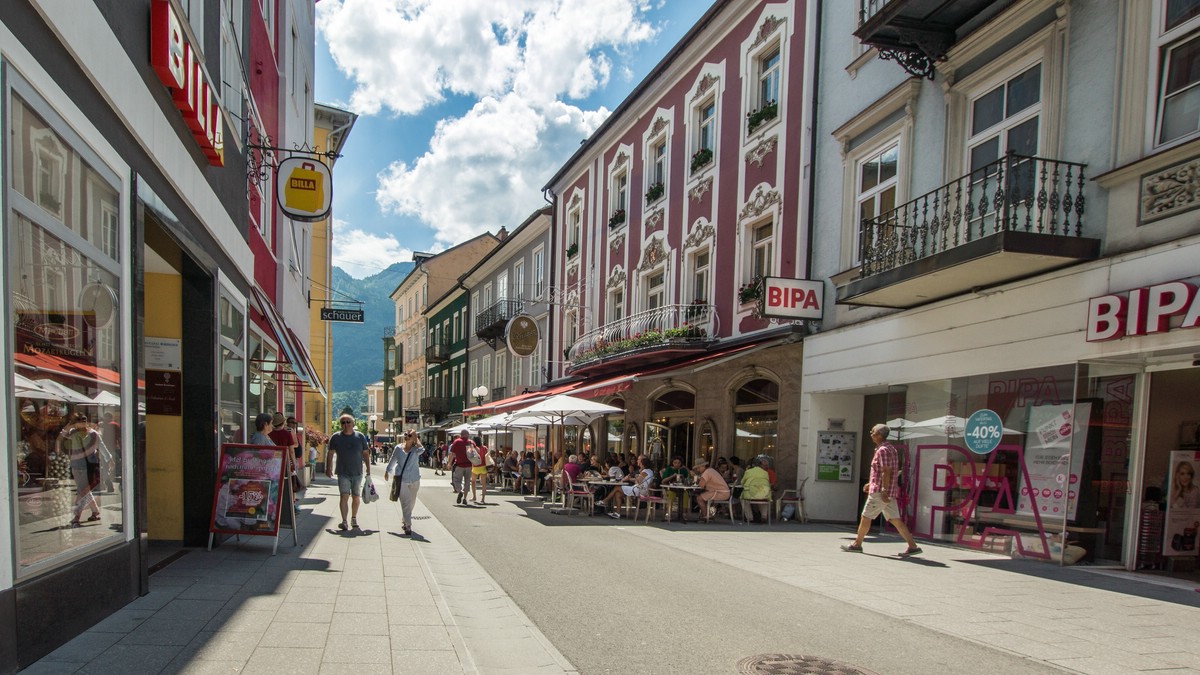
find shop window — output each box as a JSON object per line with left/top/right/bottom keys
{"left": 653, "top": 389, "right": 695, "bottom": 413}
{"left": 219, "top": 291, "right": 246, "bottom": 446}
{"left": 734, "top": 378, "right": 779, "bottom": 465}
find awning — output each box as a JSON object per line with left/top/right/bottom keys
{"left": 250, "top": 287, "right": 327, "bottom": 397}
{"left": 462, "top": 381, "right": 579, "bottom": 416}
{"left": 569, "top": 373, "right": 638, "bottom": 399}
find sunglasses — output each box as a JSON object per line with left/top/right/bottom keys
{"left": 340, "top": 420, "right": 353, "bottom": 425}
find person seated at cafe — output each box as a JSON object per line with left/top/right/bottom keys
{"left": 756, "top": 454, "right": 777, "bottom": 491}
{"left": 693, "top": 457, "right": 731, "bottom": 522}
{"left": 728, "top": 456, "right": 745, "bottom": 483}
{"left": 562, "top": 454, "right": 584, "bottom": 486}
{"left": 660, "top": 456, "right": 691, "bottom": 517}
{"left": 584, "top": 454, "right": 602, "bottom": 475}
{"left": 517, "top": 451, "right": 538, "bottom": 494}
{"left": 602, "top": 455, "right": 655, "bottom": 519}
{"left": 536, "top": 452, "right": 551, "bottom": 492}
{"left": 503, "top": 450, "right": 520, "bottom": 487}
{"left": 741, "top": 457, "right": 772, "bottom": 524}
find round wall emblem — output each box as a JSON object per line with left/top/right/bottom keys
{"left": 505, "top": 315, "right": 539, "bottom": 357}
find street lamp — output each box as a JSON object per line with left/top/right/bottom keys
{"left": 472, "top": 385, "right": 489, "bottom": 406}
{"left": 369, "top": 414, "right": 377, "bottom": 438}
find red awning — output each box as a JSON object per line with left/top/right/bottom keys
{"left": 15, "top": 349, "right": 122, "bottom": 386}
{"left": 250, "top": 287, "right": 327, "bottom": 397}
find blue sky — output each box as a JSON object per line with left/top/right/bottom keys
{"left": 314, "top": 1, "right": 713, "bottom": 278}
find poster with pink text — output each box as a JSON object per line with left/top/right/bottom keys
{"left": 209, "top": 444, "right": 285, "bottom": 536}
{"left": 1164, "top": 450, "right": 1200, "bottom": 557}
{"left": 1016, "top": 403, "right": 1091, "bottom": 520}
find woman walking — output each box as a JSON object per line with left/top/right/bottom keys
{"left": 58, "top": 412, "right": 101, "bottom": 527}
{"left": 385, "top": 430, "right": 424, "bottom": 537}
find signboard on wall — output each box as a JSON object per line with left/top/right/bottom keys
{"left": 145, "top": 369, "right": 182, "bottom": 416}
{"left": 761, "top": 277, "right": 824, "bottom": 320}
{"left": 276, "top": 157, "right": 333, "bottom": 222}
{"left": 320, "top": 307, "right": 364, "bottom": 323}
{"left": 150, "top": 0, "right": 225, "bottom": 165}
{"left": 505, "top": 315, "right": 539, "bottom": 357}
{"left": 817, "top": 431, "right": 855, "bottom": 481}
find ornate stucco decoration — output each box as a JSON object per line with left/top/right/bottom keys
{"left": 566, "top": 258, "right": 580, "bottom": 279}
{"left": 638, "top": 237, "right": 668, "bottom": 272}
{"left": 607, "top": 266, "right": 626, "bottom": 289}
{"left": 614, "top": 151, "right": 629, "bottom": 169}
{"left": 683, "top": 219, "right": 715, "bottom": 250}
{"left": 569, "top": 193, "right": 582, "bottom": 209}
{"left": 692, "top": 74, "right": 719, "bottom": 102}
{"left": 609, "top": 233, "right": 625, "bottom": 252}
{"left": 1142, "top": 157, "right": 1200, "bottom": 223}
{"left": 751, "top": 16, "right": 785, "bottom": 51}
{"left": 645, "top": 208, "right": 664, "bottom": 232}
{"left": 740, "top": 185, "right": 782, "bottom": 222}
{"left": 745, "top": 135, "right": 778, "bottom": 167}
{"left": 650, "top": 116, "right": 669, "bottom": 138}
{"left": 689, "top": 176, "right": 713, "bottom": 202}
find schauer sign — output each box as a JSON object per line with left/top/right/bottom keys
{"left": 761, "top": 277, "right": 824, "bottom": 320}
{"left": 1086, "top": 279, "right": 1200, "bottom": 342}
{"left": 277, "top": 157, "right": 333, "bottom": 222}
{"left": 505, "top": 315, "right": 540, "bottom": 357}
{"left": 150, "top": 0, "right": 225, "bottom": 166}
{"left": 320, "top": 307, "right": 364, "bottom": 323}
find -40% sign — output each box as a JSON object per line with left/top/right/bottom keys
{"left": 965, "top": 409, "right": 1004, "bottom": 455}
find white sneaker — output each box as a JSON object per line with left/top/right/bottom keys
{"left": 608, "top": 512, "right": 621, "bottom": 519}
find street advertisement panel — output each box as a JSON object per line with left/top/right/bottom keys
{"left": 1016, "top": 403, "right": 1091, "bottom": 520}
{"left": 209, "top": 444, "right": 285, "bottom": 536}
{"left": 1164, "top": 450, "right": 1200, "bottom": 557}
{"left": 816, "top": 431, "right": 855, "bottom": 482}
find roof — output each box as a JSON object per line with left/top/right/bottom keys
{"left": 389, "top": 230, "right": 500, "bottom": 298}
{"left": 459, "top": 206, "right": 552, "bottom": 287}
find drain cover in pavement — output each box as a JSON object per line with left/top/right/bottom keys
{"left": 736, "top": 654, "right": 879, "bottom": 675}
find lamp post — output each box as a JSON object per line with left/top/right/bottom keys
{"left": 369, "top": 414, "right": 377, "bottom": 438}
{"left": 472, "top": 385, "right": 489, "bottom": 407}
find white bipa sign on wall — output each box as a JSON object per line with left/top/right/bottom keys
{"left": 761, "top": 277, "right": 824, "bottom": 320}
{"left": 1086, "top": 279, "right": 1200, "bottom": 342}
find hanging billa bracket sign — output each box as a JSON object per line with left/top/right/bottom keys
{"left": 150, "top": 0, "right": 225, "bottom": 166}
{"left": 277, "top": 156, "right": 333, "bottom": 222}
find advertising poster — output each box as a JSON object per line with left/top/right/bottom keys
{"left": 817, "top": 431, "right": 856, "bottom": 482}
{"left": 1164, "top": 450, "right": 1200, "bottom": 557}
{"left": 209, "top": 444, "right": 285, "bottom": 536}
{"left": 1017, "top": 403, "right": 1091, "bottom": 519}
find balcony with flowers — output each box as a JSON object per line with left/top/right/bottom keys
{"left": 566, "top": 303, "right": 717, "bottom": 376}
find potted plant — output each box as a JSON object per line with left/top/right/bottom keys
{"left": 608, "top": 209, "right": 626, "bottom": 228}
{"left": 645, "top": 181, "right": 665, "bottom": 202}
{"left": 746, "top": 100, "right": 778, "bottom": 134}
{"left": 738, "top": 278, "right": 762, "bottom": 304}
{"left": 566, "top": 242, "right": 578, "bottom": 258}
{"left": 690, "top": 147, "right": 713, "bottom": 174}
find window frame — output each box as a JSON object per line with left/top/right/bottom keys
{"left": 689, "top": 247, "right": 711, "bottom": 304}
{"left": 852, "top": 139, "right": 901, "bottom": 266}
{"left": 1152, "top": 0, "right": 1200, "bottom": 148}
{"left": 963, "top": 57, "right": 1044, "bottom": 176}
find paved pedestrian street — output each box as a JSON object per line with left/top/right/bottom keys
{"left": 23, "top": 466, "right": 1200, "bottom": 674}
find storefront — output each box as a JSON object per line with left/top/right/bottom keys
{"left": 803, "top": 234, "right": 1200, "bottom": 575}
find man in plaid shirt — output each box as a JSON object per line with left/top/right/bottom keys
{"left": 842, "top": 423, "right": 922, "bottom": 557}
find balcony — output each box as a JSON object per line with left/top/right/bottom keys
{"left": 566, "top": 303, "right": 717, "bottom": 377}
{"left": 420, "top": 396, "right": 450, "bottom": 416}
{"left": 475, "top": 299, "right": 522, "bottom": 341}
{"left": 855, "top": 0, "right": 1014, "bottom": 79}
{"left": 838, "top": 153, "right": 1099, "bottom": 309}
{"left": 425, "top": 341, "right": 450, "bottom": 363}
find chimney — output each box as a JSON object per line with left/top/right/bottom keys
{"left": 496, "top": 226, "right": 508, "bottom": 241}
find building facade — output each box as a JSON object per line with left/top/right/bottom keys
{"left": 803, "top": 0, "right": 1200, "bottom": 573}
{"left": 423, "top": 287, "right": 469, "bottom": 437}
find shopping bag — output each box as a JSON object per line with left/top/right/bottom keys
{"left": 362, "top": 474, "right": 380, "bottom": 504}
{"left": 285, "top": 162, "right": 324, "bottom": 213}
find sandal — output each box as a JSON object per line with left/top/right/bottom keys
{"left": 350, "top": 519, "right": 359, "bottom": 529}
{"left": 87, "top": 514, "right": 101, "bottom": 522}
{"left": 69, "top": 520, "right": 81, "bottom": 528}
{"left": 338, "top": 521, "right": 348, "bottom": 531}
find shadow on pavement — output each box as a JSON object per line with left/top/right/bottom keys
{"left": 964, "top": 557, "right": 1200, "bottom": 607}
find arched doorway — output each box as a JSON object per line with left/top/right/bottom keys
{"left": 651, "top": 389, "right": 695, "bottom": 468}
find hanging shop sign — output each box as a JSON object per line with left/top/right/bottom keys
{"left": 1086, "top": 278, "right": 1200, "bottom": 342}
{"left": 277, "top": 157, "right": 333, "bottom": 222}
{"left": 761, "top": 277, "right": 824, "bottom": 320}
{"left": 150, "top": 0, "right": 225, "bottom": 166}
{"left": 505, "top": 315, "right": 540, "bottom": 357}
{"left": 320, "top": 307, "right": 364, "bottom": 323}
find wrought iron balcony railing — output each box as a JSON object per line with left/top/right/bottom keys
{"left": 859, "top": 0, "right": 889, "bottom": 25}
{"left": 567, "top": 303, "right": 717, "bottom": 367}
{"left": 425, "top": 341, "right": 450, "bottom": 363}
{"left": 420, "top": 396, "right": 450, "bottom": 416}
{"left": 475, "top": 299, "right": 523, "bottom": 340}
{"left": 858, "top": 153, "right": 1086, "bottom": 277}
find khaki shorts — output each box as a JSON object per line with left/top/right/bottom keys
{"left": 861, "top": 492, "right": 900, "bottom": 521}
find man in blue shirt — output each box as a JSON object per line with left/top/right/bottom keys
{"left": 326, "top": 414, "right": 369, "bottom": 530}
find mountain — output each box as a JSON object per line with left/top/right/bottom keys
{"left": 328, "top": 261, "right": 413, "bottom": 417}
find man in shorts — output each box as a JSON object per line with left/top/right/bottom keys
{"left": 326, "top": 414, "right": 370, "bottom": 530}
{"left": 842, "top": 423, "right": 922, "bottom": 557}
{"left": 448, "top": 429, "right": 475, "bottom": 504}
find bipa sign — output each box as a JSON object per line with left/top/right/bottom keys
{"left": 761, "top": 277, "right": 824, "bottom": 320}
{"left": 151, "top": 0, "right": 225, "bottom": 166}
{"left": 1086, "top": 279, "right": 1200, "bottom": 342}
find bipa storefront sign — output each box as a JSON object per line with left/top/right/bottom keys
{"left": 1086, "top": 279, "right": 1200, "bottom": 342}
{"left": 761, "top": 277, "right": 824, "bottom": 320}
{"left": 151, "top": 0, "right": 225, "bottom": 166}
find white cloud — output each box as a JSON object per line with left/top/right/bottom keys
{"left": 317, "top": 0, "right": 660, "bottom": 246}
{"left": 331, "top": 219, "right": 414, "bottom": 279}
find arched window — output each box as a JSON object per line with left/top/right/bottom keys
{"left": 652, "top": 389, "right": 696, "bottom": 466}
{"left": 606, "top": 397, "right": 626, "bottom": 457}
{"left": 653, "top": 389, "right": 695, "bottom": 413}
{"left": 734, "top": 378, "right": 779, "bottom": 464}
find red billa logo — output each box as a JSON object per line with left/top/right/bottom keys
{"left": 34, "top": 323, "right": 79, "bottom": 343}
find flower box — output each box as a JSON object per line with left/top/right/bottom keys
{"left": 690, "top": 148, "right": 713, "bottom": 174}
{"left": 746, "top": 101, "right": 778, "bottom": 134}
{"left": 644, "top": 182, "right": 664, "bottom": 202}
{"left": 608, "top": 209, "right": 626, "bottom": 228}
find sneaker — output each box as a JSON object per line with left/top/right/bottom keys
{"left": 607, "top": 512, "right": 621, "bottom": 519}
{"left": 338, "top": 521, "right": 348, "bottom": 531}
{"left": 840, "top": 544, "right": 863, "bottom": 553}
{"left": 351, "top": 519, "right": 359, "bottom": 529}
{"left": 456, "top": 492, "right": 464, "bottom": 504}
{"left": 898, "top": 546, "right": 923, "bottom": 558}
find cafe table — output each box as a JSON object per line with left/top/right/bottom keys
{"left": 658, "top": 483, "right": 703, "bottom": 522}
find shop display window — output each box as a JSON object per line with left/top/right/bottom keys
{"left": 733, "top": 378, "right": 779, "bottom": 466}
{"left": 8, "top": 88, "right": 127, "bottom": 572}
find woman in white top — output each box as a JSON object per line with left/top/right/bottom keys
{"left": 601, "top": 455, "right": 654, "bottom": 519}
{"left": 385, "top": 430, "right": 425, "bottom": 536}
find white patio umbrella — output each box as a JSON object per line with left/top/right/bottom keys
{"left": 83, "top": 390, "right": 122, "bottom": 407}
{"left": 911, "top": 414, "right": 1020, "bottom": 437}
{"left": 14, "top": 373, "right": 60, "bottom": 400}
{"left": 508, "top": 394, "right": 623, "bottom": 426}
{"left": 445, "top": 422, "right": 476, "bottom": 435}
{"left": 884, "top": 417, "right": 938, "bottom": 441}
{"left": 473, "top": 412, "right": 535, "bottom": 431}
{"left": 34, "top": 378, "right": 94, "bottom": 404}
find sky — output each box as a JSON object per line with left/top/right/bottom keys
{"left": 314, "top": 0, "right": 714, "bottom": 279}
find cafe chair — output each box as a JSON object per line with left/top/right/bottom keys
{"left": 776, "top": 477, "right": 808, "bottom": 523}
{"left": 708, "top": 490, "right": 740, "bottom": 524}
{"left": 562, "top": 474, "right": 595, "bottom": 516}
{"left": 742, "top": 493, "right": 772, "bottom": 525}
{"left": 637, "top": 488, "right": 668, "bottom": 523}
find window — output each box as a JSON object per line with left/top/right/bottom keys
{"left": 608, "top": 288, "right": 625, "bottom": 323}
{"left": 698, "top": 101, "right": 716, "bottom": 152}
{"left": 648, "top": 138, "right": 667, "bottom": 200}
{"left": 261, "top": 0, "right": 274, "bottom": 46}
{"left": 690, "top": 249, "right": 710, "bottom": 303}
{"left": 514, "top": 260, "right": 525, "bottom": 300}
{"left": 533, "top": 246, "right": 545, "bottom": 299}
{"left": 471, "top": 291, "right": 480, "bottom": 332}
{"left": 470, "top": 359, "right": 478, "bottom": 392}
{"left": 854, "top": 143, "right": 899, "bottom": 263}
{"left": 758, "top": 46, "right": 781, "bottom": 108}
{"left": 220, "top": 1, "right": 244, "bottom": 115}
{"left": 646, "top": 270, "right": 665, "bottom": 311}
{"left": 497, "top": 271, "right": 509, "bottom": 302}
{"left": 482, "top": 282, "right": 493, "bottom": 312}
{"left": 750, "top": 221, "right": 774, "bottom": 280}
{"left": 1155, "top": 1, "right": 1200, "bottom": 145}
{"left": 611, "top": 171, "right": 628, "bottom": 219}
{"left": 967, "top": 63, "right": 1041, "bottom": 177}
{"left": 512, "top": 355, "right": 522, "bottom": 390}
{"left": 496, "top": 352, "right": 506, "bottom": 387}
{"left": 734, "top": 379, "right": 779, "bottom": 464}
{"left": 482, "top": 355, "right": 492, "bottom": 390}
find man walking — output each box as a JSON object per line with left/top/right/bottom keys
{"left": 842, "top": 423, "right": 922, "bottom": 557}
{"left": 448, "top": 428, "right": 475, "bottom": 504}
{"left": 326, "top": 414, "right": 370, "bottom": 530}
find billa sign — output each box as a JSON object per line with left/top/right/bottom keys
{"left": 760, "top": 277, "right": 824, "bottom": 320}
{"left": 320, "top": 307, "right": 364, "bottom": 323}
{"left": 505, "top": 315, "right": 539, "bottom": 357}
{"left": 1086, "top": 279, "right": 1200, "bottom": 342}
{"left": 150, "top": 0, "right": 225, "bottom": 166}
{"left": 277, "top": 157, "right": 333, "bottom": 222}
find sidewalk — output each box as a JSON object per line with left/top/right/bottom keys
{"left": 21, "top": 465, "right": 574, "bottom": 675}
{"left": 24, "top": 469, "right": 1200, "bottom": 675}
